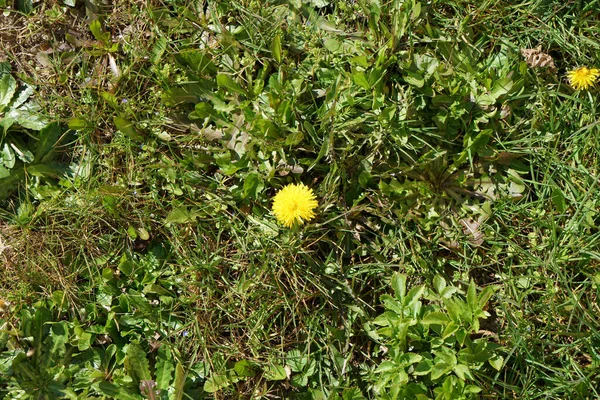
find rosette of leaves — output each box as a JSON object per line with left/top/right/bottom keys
{"left": 365, "top": 274, "right": 503, "bottom": 399}
{"left": 0, "top": 62, "right": 69, "bottom": 200}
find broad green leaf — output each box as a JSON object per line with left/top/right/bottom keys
{"left": 488, "top": 355, "right": 504, "bottom": 371}
{"left": 166, "top": 207, "right": 197, "bottom": 224}
{"left": 118, "top": 255, "right": 134, "bottom": 276}
{"left": 68, "top": 117, "right": 91, "bottom": 131}
{"left": 11, "top": 143, "right": 34, "bottom": 164}
{"left": 126, "top": 225, "right": 137, "bottom": 240}
{"left": 490, "top": 76, "right": 513, "bottom": 99}
{"left": 101, "top": 91, "right": 119, "bottom": 109}
{"left": 73, "top": 325, "right": 92, "bottom": 351}
{"left": 465, "top": 385, "right": 483, "bottom": 393}
{"left": 189, "top": 102, "right": 215, "bottom": 120}
{"left": 430, "top": 361, "right": 451, "bottom": 380}
{"left": 263, "top": 363, "right": 287, "bottom": 381}
{"left": 173, "top": 362, "right": 186, "bottom": 400}
{"left": 1, "top": 144, "right": 15, "bottom": 169}
{"left": 342, "top": 387, "right": 365, "bottom": 400}
{"left": 271, "top": 33, "right": 282, "bottom": 64}
{"left": 0, "top": 61, "right": 10, "bottom": 76}
{"left": 404, "top": 285, "right": 425, "bottom": 308}
{"left": 422, "top": 311, "right": 450, "bottom": 325}
{"left": 35, "top": 123, "right": 64, "bottom": 163}
{"left": 217, "top": 74, "right": 246, "bottom": 95}
{"left": 453, "top": 364, "right": 473, "bottom": 380}
{"left": 433, "top": 275, "right": 446, "bottom": 295}
{"left": 124, "top": 343, "right": 152, "bottom": 384}
{"left": 404, "top": 71, "right": 424, "bottom": 88}
{"left": 176, "top": 51, "right": 217, "bottom": 75}
{"left": 352, "top": 72, "right": 370, "bottom": 90}
{"left": 467, "top": 280, "right": 478, "bottom": 313}
{"left": 242, "top": 172, "right": 264, "bottom": 199}
{"left": 203, "top": 373, "right": 231, "bottom": 393}
{"left": 234, "top": 360, "right": 257, "bottom": 377}
{"left": 9, "top": 84, "right": 34, "bottom": 110}
{"left": 0, "top": 166, "right": 10, "bottom": 179}
{"left": 97, "top": 381, "right": 120, "bottom": 397}
{"left": 27, "top": 164, "right": 63, "bottom": 178}
{"left": 323, "top": 38, "right": 342, "bottom": 53}
{"left": 114, "top": 116, "right": 142, "bottom": 140}
{"left": 413, "top": 358, "right": 433, "bottom": 376}
{"left": 151, "top": 36, "right": 168, "bottom": 64}
{"left": 8, "top": 102, "right": 49, "bottom": 130}
{"left": 16, "top": 0, "right": 33, "bottom": 14}
{"left": 391, "top": 273, "right": 407, "bottom": 300}
{"left": 552, "top": 187, "right": 567, "bottom": 213}
{"left": 478, "top": 286, "right": 496, "bottom": 309}
{"left": 155, "top": 346, "right": 174, "bottom": 390}
{"left": 0, "top": 74, "right": 17, "bottom": 109}
{"left": 49, "top": 321, "right": 68, "bottom": 358}
{"left": 374, "top": 360, "right": 397, "bottom": 373}
{"left": 89, "top": 20, "right": 110, "bottom": 47}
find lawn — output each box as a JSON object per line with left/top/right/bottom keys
{"left": 1, "top": 0, "right": 599, "bottom": 399}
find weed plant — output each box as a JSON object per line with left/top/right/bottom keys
{"left": 1, "top": 0, "right": 600, "bottom": 399}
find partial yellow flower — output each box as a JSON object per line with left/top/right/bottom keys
{"left": 272, "top": 183, "right": 318, "bottom": 228}
{"left": 566, "top": 67, "right": 600, "bottom": 90}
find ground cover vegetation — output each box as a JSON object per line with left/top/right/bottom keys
{"left": 0, "top": 0, "right": 599, "bottom": 398}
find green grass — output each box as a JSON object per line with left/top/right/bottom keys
{"left": 1, "top": 0, "right": 600, "bottom": 399}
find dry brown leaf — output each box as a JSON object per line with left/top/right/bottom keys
{"left": 520, "top": 46, "right": 556, "bottom": 72}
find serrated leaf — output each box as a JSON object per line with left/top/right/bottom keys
{"left": 286, "top": 349, "right": 307, "bottom": 372}
{"left": 124, "top": 343, "right": 152, "bottom": 384}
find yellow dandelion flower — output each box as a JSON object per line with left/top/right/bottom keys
{"left": 566, "top": 67, "right": 600, "bottom": 90}
{"left": 272, "top": 183, "right": 318, "bottom": 228}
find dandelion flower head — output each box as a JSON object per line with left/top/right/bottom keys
{"left": 272, "top": 183, "right": 318, "bottom": 228}
{"left": 566, "top": 67, "right": 600, "bottom": 90}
